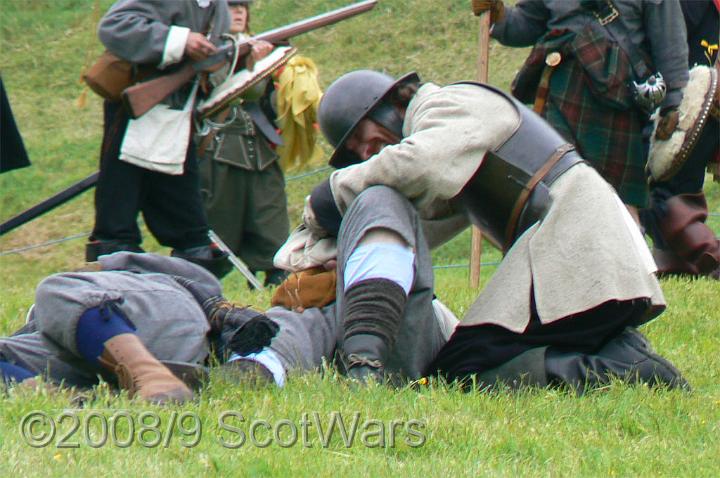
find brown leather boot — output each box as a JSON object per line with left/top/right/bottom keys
{"left": 652, "top": 247, "right": 701, "bottom": 277}
{"left": 657, "top": 193, "right": 720, "bottom": 277}
{"left": 98, "top": 334, "right": 193, "bottom": 404}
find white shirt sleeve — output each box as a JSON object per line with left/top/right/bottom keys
{"left": 160, "top": 25, "right": 190, "bottom": 69}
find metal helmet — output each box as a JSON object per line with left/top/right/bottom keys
{"left": 318, "top": 70, "right": 420, "bottom": 168}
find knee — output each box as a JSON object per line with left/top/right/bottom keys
{"left": 33, "top": 274, "right": 121, "bottom": 333}
{"left": 351, "top": 186, "right": 412, "bottom": 215}
{"left": 357, "top": 228, "right": 409, "bottom": 248}
{"left": 343, "top": 186, "right": 417, "bottom": 234}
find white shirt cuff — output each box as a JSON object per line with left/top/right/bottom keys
{"left": 228, "top": 348, "right": 286, "bottom": 387}
{"left": 160, "top": 25, "right": 190, "bottom": 69}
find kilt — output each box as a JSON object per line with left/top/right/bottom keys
{"left": 544, "top": 60, "right": 649, "bottom": 207}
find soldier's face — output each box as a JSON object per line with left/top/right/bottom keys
{"left": 345, "top": 119, "right": 401, "bottom": 162}
{"left": 229, "top": 5, "right": 249, "bottom": 33}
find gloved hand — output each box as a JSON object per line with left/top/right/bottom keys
{"left": 342, "top": 334, "right": 387, "bottom": 384}
{"left": 471, "top": 0, "right": 505, "bottom": 23}
{"left": 655, "top": 107, "right": 680, "bottom": 141}
{"left": 306, "top": 179, "right": 342, "bottom": 237}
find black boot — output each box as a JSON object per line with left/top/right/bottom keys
{"left": 171, "top": 243, "right": 232, "bottom": 279}
{"left": 86, "top": 239, "right": 144, "bottom": 262}
{"left": 545, "top": 327, "right": 689, "bottom": 393}
{"left": 654, "top": 193, "right": 720, "bottom": 277}
{"left": 340, "top": 279, "right": 407, "bottom": 383}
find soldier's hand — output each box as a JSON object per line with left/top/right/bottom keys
{"left": 250, "top": 40, "right": 274, "bottom": 63}
{"left": 185, "top": 32, "right": 218, "bottom": 62}
{"left": 655, "top": 107, "right": 680, "bottom": 141}
{"left": 471, "top": 0, "right": 505, "bottom": 23}
{"left": 243, "top": 40, "right": 273, "bottom": 71}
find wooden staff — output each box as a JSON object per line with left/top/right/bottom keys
{"left": 470, "top": 10, "right": 492, "bottom": 288}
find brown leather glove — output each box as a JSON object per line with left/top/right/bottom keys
{"left": 655, "top": 108, "right": 680, "bottom": 141}
{"left": 471, "top": 0, "right": 505, "bottom": 23}
{"left": 271, "top": 267, "right": 337, "bottom": 312}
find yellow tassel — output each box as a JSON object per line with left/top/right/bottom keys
{"left": 275, "top": 55, "right": 324, "bottom": 171}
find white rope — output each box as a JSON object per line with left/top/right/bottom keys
{"left": 1, "top": 209, "right": 716, "bottom": 257}
{"left": 0, "top": 232, "right": 88, "bottom": 256}
{"left": 286, "top": 166, "right": 331, "bottom": 181}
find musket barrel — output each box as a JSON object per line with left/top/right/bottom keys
{"left": 255, "top": 0, "right": 377, "bottom": 43}
{"left": 121, "top": 0, "right": 378, "bottom": 118}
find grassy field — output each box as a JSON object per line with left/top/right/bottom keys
{"left": 1, "top": 1, "right": 719, "bottom": 476}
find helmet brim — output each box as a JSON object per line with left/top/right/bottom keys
{"left": 328, "top": 71, "right": 420, "bottom": 169}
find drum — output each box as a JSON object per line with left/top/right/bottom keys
{"left": 647, "top": 65, "right": 718, "bottom": 182}
{"left": 196, "top": 45, "right": 296, "bottom": 119}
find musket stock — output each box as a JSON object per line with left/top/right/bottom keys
{"left": 121, "top": 0, "right": 377, "bottom": 119}
{"left": 122, "top": 65, "right": 197, "bottom": 119}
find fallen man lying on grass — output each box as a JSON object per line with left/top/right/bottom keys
{"left": 0, "top": 252, "right": 279, "bottom": 404}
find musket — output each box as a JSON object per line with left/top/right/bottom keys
{"left": 122, "top": 0, "right": 378, "bottom": 119}
{"left": 0, "top": 172, "right": 98, "bottom": 236}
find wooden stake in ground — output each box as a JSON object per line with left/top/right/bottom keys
{"left": 470, "top": 10, "right": 492, "bottom": 288}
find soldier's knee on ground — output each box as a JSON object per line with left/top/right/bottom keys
{"left": 545, "top": 327, "right": 689, "bottom": 392}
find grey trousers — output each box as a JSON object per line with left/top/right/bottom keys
{"left": 0, "top": 253, "right": 216, "bottom": 387}
{"left": 265, "top": 186, "right": 452, "bottom": 380}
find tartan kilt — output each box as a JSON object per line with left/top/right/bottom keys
{"left": 544, "top": 60, "right": 649, "bottom": 207}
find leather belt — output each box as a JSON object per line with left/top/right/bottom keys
{"left": 514, "top": 148, "right": 584, "bottom": 243}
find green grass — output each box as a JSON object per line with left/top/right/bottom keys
{"left": 1, "top": 1, "right": 719, "bottom": 476}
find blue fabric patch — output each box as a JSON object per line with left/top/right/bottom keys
{"left": 344, "top": 243, "right": 415, "bottom": 294}
{"left": 75, "top": 303, "right": 136, "bottom": 365}
{"left": 0, "top": 360, "right": 35, "bottom": 384}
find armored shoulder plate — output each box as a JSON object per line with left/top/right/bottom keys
{"left": 454, "top": 82, "right": 583, "bottom": 251}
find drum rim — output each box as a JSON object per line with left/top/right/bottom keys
{"left": 648, "top": 65, "right": 718, "bottom": 182}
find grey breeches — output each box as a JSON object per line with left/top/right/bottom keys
{"left": 266, "top": 186, "right": 449, "bottom": 380}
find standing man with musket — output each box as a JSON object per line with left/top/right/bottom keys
{"left": 472, "top": 0, "right": 689, "bottom": 224}
{"left": 295, "top": 69, "right": 687, "bottom": 390}
{"left": 86, "top": 0, "right": 234, "bottom": 276}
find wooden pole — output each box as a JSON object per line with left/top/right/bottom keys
{"left": 470, "top": 10, "right": 491, "bottom": 288}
